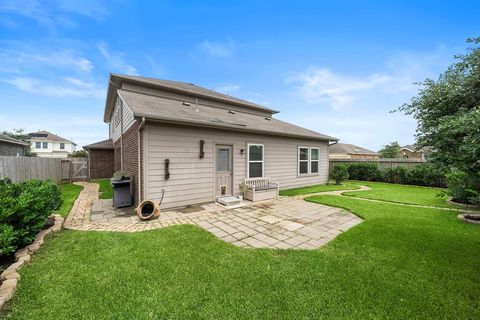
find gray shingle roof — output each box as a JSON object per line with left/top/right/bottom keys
{"left": 329, "top": 143, "right": 378, "bottom": 155}
{"left": 84, "top": 139, "right": 113, "bottom": 150}
{"left": 28, "top": 131, "right": 77, "bottom": 145}
{"left": 118, "top": 89, "right": 337, "bottom": 142}
{"left": 0, "top": 134, "right": 29, "bottom": 146}
{"left": 109, "top": 74, "right": 278, "bottom": 114}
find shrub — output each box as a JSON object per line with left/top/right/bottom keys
{"left": 347, "top": 163, "right": 381, "bottom": 181}
{"left": 0, "top": 179, "right": 62, "bottom": 258}
{"left": 405, "top": 164, "right": 446, "bottom": 187}
{"left": 445, "top": 169, "right": 472, "bottom": 203}
{"left": 382, "top": 166, "right": 408, "bottom": 184}
{"left": 330, "top": 165, "right": 349, "bottom": 185}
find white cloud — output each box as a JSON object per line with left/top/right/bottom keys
{"left": 198, "top": 38, "right": 234, "bottom": 57}
{"left": 57, "top": 0, "right": 109, "bottom": 21}
{"left": 286, "top": 67, "right": 391, "bottom": 108}
{"left": 214, "top": 83, "right": 241, "bottom": 94}
{"left": 2, "top": 76, "right": 105, "bottom": 99}
{"left": 98, "top": 42, "right": 138, "bottom": 75}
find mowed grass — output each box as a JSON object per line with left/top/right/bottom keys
{"left": 3, "top": 193, "right": 480, "bottom": 318}
{"left": 91, "top": 178, "right": 113, "bottom": 199}
{"left": 54, "top": 183, "right": 83, "bottom": 217}
{"left": 343, "top": 181, "right": 468, "bottom": 208}
{"left": 280, "top": 182, "right": 360, "bottom": 196}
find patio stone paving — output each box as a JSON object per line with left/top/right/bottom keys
{"left": 64, "top": 182, "right": 362, "bottom": 249}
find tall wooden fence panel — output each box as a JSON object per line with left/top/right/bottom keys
{"left": 0, "top": 156, "right": 63, "bottom": 182}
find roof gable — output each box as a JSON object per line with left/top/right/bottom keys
{"left": 28, "top": 131, "right": 76, "bottom": 145}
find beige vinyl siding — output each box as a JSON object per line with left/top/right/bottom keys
{"left": 144, "top": 123, "right": 329, "bottom": 209}
{"left": 111, "top": 95, "right": 136, "bottom": 143}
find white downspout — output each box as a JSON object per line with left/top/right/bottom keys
{"left": 138, "top": 117, "right": 146, "bottom": 202}
{"left": 120, "top": 99, "right": 124, "bottom": 171}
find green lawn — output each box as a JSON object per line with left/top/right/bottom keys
{"left": 91, "top": 178, "right": 113, "bottom": 199}
{"left": 3, "top": 183, "right": 479, "bottom": 319}
{"left": 54, "top": 183, "right": 83, "bottom": 217}
{"left": 280, "top": 182, "right": 360, "bottom": 196}
{"left": 343, "top": 181, "right": 470, "bottom": 209}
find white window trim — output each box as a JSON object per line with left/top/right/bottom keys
{"left": 310, "top": 147, "right": 320, "bottom": 174}
{"left": 247, "top": 143, "right": 264, "bottom": 178}
{"left": 298, "top": 146, "right": 320, "bottom": 176}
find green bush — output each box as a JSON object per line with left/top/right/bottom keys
{"left": 330, "top": 165, "right": 349, "bottom": 185}
{"left": 347, "top": 163, "right": 381, "bottom": 181}
{"left": 0, "top": 179, "right": 62, "bottom": 258}
{"left": 405, "top": 164, "right": 446, "bottom": 187}
{"left": 382, "top": 166, "right": 408, "bottom": 184}
{"left": 445, "top": 169, "right": 480, "bottom": 205}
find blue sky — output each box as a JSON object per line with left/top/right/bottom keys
{"left": 0, "top": 1, "right": 479, "bottom": 150}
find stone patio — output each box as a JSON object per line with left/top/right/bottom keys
{"left": 64, "top": 182, "right": 362, "bottom": 250}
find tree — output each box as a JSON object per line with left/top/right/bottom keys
{"left": 69, "top": 149, "right": 88, "bottom": 158}
{"left": 330, "top": 164, "right": 349, "bottom": 185}
{"left": 397, "top": 37, "right": 480, "bottom": 204}
{"left": 1, "top": 129, "right": 34, "bottom": 156}
{"left": 378, "top": 141, "right": 401, "bottom": 158}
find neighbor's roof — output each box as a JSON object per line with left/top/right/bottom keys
{"left": 104, "top": 74, "right": 279, "bottom": 122}
{"left": 28, "top": 131, "right": 77, "bottom": 145}
{"left": 0, "top": 134, "right": 29, "bottom": 146}
{"left": 118, "top": 89, "right": 337, "bottom": 142}
{"left": 83, "top": 139, "right": 113, "bottom": 150}
{"left": 329, "top": 143, "right": 378, "bottom": 155}
{"left": 401, "top": 144, "right": 416, "bottom": 151}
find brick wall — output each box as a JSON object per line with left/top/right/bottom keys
{"left": 89, "top": 149, "right": 114, "bottom": 179}
{"left": 113, "top": 121, "right": 141, "bottom": 205}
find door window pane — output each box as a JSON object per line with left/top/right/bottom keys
{"left": 249, "top": 145, "right": 263, "bottom": 161}
{"left": 299, "top": 147, "right": 309, "bottom": 160}
{"left": 217, "top": 148, "right": 230, "bottom": 171}
{"left": 249, "top": 162, "right": 263, "bottom": 178}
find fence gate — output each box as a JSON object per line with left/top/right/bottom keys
{"left": 71, "top": 157, "right": 88, "bottom": 181}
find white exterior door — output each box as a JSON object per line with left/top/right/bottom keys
{"left": 215, "top": 145, "right": 233, "bottom": 197}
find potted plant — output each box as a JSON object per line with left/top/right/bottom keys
{"left": 238, "top": 183, "right": 248, "bottom": 201}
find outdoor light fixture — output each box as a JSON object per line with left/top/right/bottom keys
{"left": 240, "top": 149, "right": 245, "bottom": 155}
{"left": 199, "top": 140, "right": 205, "bottom": 158}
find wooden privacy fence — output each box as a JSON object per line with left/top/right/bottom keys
{"left": 329, "top": 158, "right": 427, "bottom": 173}
{"left": 0, "top": 156, "right": 89, "bottom": 183}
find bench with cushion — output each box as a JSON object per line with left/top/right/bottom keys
{"left": 244, "top": 177, "right": 279, "bottom": 202}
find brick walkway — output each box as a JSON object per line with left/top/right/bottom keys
{"left": 64, "top": 182, "right": 362, "bottom": 249}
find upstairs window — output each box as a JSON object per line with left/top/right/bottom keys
{"left": 248, "top": 144, "right": 264, "bottom": 178}
{"left": 42, "top": 142, "right": 48, "bottom": 149}
{"left": 35, "top": 142, "right": 41, "bottom": 149}
{"left": 60, "top": 143, "right": 65, "bottom": 150}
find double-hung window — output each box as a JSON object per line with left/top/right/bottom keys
{"left": 35, "top": 142, "right": 41, "bottom": 149}
{"left": 298, "top": 146, "right": 320, "bottom": 175}
{"left": 248, "top": 144, "right": 264, "bottom": 178}
{"left": 42, "top": 142, "right": 48, "bottom": 149}
{"left": 60, "top": 143, "right": 65, "bottom": 150}
{"left": 310, "top": 148, "right": 319, "bottom": 173}
{"left": 298, "top": 147, "right": 309, "bottom": 174}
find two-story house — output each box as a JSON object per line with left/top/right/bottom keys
{"left": 28, "top": 131, "right": 76, "bottom": 158}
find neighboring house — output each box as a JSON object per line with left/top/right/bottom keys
{"left": 28, "top": 131, "right": 76, "bottom": 158}
{"left": 400, "top": 144, "right": 426, "bottom": 160}
{"left": 90, "top": 74, "right": 337, "bottom": 209}
{"left": 329, "top": 143, "right": 379, "bottom": 160}
{"left": 84, "top": 139, "right": 114, "bottom": 179}
{"left": 0, "top": 134, "right": 29, "bottom": 156}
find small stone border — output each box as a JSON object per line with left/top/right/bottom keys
{"left": 447, "top": 197, "right": 480, "bottom": 209}
{"left": 0, "top": 214, "right": 64, "bottom": 309}
{"left": 457, "top": 213, "right": 480, "bottom": 225}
